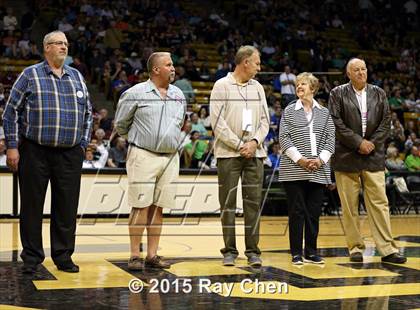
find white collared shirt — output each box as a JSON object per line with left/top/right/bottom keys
{"left": 285, "top": 99, "right": 332, "bottom": 164}
{"left": 352, "top": 85, "right": 367, "bottom": 137}
{"left": 279, "top": 72, "right": 296, "bottom": 95}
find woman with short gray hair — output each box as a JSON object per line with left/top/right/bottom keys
{"left": 279, "top": 72, "right": 335, "bottom": 265}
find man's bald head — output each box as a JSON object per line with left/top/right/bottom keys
{"left": 346, "top": 57, "right": 368, "bottom": 90}
{"left": 147, "top": 52, "right": 171, "bottom": 74}
{"left": 346, "top": 58, "right": 366, "bottom": 74}
{"left": 146, "top": 52, "right": 175, "bottom": 85}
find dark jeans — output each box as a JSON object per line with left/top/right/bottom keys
{"left": 217, "top": 157, "right": 264, "bottom": 258}
{"left": 283, "top": 180, "right": 325, "bottom": 257}
{"left": 18, "top": 139, "right": 83, "bottom": 266}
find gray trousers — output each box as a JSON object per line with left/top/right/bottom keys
{"left": 217, "top": 157, "right": 264, "bottom": 257}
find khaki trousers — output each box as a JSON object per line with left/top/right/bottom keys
{"left": 335, "top": 170, "right": 398, "bottom": 257}
{"left": 217, "top": 157, "right": 264, "bottom": 258}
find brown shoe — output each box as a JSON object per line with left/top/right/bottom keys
{"left": 145, "top": 255, "right": 171, "bottom": 269}
{"left": 128, "top": 256, "right": 143, "bottom": 271}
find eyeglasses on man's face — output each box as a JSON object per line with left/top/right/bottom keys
{"left": 47, "top": 41, "right": 69, "bottom": 47}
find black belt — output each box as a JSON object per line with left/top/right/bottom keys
{"left": 129, "top": 143, "right": 155, "bottom": 153}
{"left": 129, "top": 142, "right": 141, "bottom": 148}
{"left": 129, "top": 143, "right": 173, "bottom": 155}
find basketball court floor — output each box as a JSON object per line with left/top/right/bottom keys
{"left": 0, "top": 215, "right": 419, "bottom": 309}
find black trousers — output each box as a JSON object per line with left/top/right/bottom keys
{"left": 18, "top": 139, "right": 83, "bottom": 266}
{"left": 283, "top": 181, "right": 325, "bottom": 257}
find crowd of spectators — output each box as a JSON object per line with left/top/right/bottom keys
{"left": 0, "top": 0, "right": 419, "bottom": 171}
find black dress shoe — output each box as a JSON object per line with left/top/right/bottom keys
{"left": 56, "top": 261, "right": 79, "bottom": 273}
{"left": 349, "top": 252, "right": 363, "bottom": 262}
{"left": 381, "top": 253, "right": 407, "bottom": 264}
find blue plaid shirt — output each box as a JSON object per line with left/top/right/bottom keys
{"left": 2, "top": 61, "right": 93, "bottom": 149}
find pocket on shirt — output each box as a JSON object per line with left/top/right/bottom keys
{"left": 75, "top": 89, "right": 86, "bottom": 105}
{"left": 77, "top": 98, "right": 85, "bottom": 106}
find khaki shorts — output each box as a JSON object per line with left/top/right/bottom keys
{"left": 126, "top": 146, "right": 179, "bottom": 209}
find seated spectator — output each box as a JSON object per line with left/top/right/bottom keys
{"left": 82, "top": 138, "right": 108, "bottom": 169}
{"left": 179, "top": 120, "right": 192, "bottom": 168}
{"left": 184, "top": 131, "right": 209, "bottom": 169}
{"left": 1, "top": 71, "right": 16, "bottom": 88}
{"left": 179, "top": 120, "right": 192, "bottom": 150}
{"left": 268, "top": 99, "right": 281, "bottom": 117}
{"left": 104, "top": 20, "right": 124, "bottom": 50}
{"left": 70, "top": 57, "right": 89, "bottom": 78}
{"left": 215, "top": 61, "right": 230, "bottom": 81}
{"left": 98, "top": 108, "right": 113, "bottom": 135}
{"left": 198, "top": 106, "right": 211, "bottom": 129}
{"left": 107, "top": 137, "right": 127, "bottom": 168}
{"left": 3, "top": 8, "right": 17, "bottom": 31}
{"left": 385, "top": 145, "right": 406, "bottom": 171}
{"left": 17, "top": 33, "right": 31, "bottom": 59}
{"left": 205, "top": 139, "right": 216, "bottom": 168}
{"left": 130, "top": 69, "right": 147, "bottom": 86}
{"left": 414, "top": 99, "right": 420, "bottom": 113}
{"left": 331, "top": 14, "right": 344, "bottom": 29}
{"left": 267, "top": 141, "right": 281, "bottom": 169}
{"left": 184, "top": 59, "right": 200, "bottom": 81}
{"left": 110, "top": 61, "right": 124, "bottom": 83}
{"left": 178, "top": 47, "right": 196, "bottom": 65}
{"left": 94, "top": 128, "right": 108, "bottom": 146}
{"left": 266, "top": 104, "right": 282, "bottom": 142}
{"left": 112, "top": 70, "right": 130, "bottom": 103}
{"left": 388, "top": 88, "right": 404, "bottom": 119}
{"left": 264, "top": 86, "right": 277, "bottom": 107}
{"left": 173, "top": 66, "right": 195, "bottom": 103}
{"left": 0, "top": 138, "right": 6, "bottom": 166}
{"left": 404, "top": 132, "right": 418, "bottom": 152}
{"left": 315, "top": 76, "right": 331, "bottom": 104}
{"left": 2, "top": 30, "right": 17, "bottom": 58}
{"left": 27, "top": 41, "right": 42, "bottom": 60}
{"left": 58, "top": 17, "right": 74, "bottom": 33}
{"left": 190, "top": 112, "right": 208, "bottom": 137}
{"left": 126, "top": 52, "right": 143, "bottom": 72}
{"left": 389, "top": 113, "right": 406, "bottom": 151}
{"left": 403, "top": 92, "right": 417, "bottom": 111}
{"left": 261, "top": 41, "right": 276, "bottom": 60}
{"left": 405, "top": 145, "right": 420, "bottom": 171}
{"left": 209, "top": 10, "right": 229, "bottom": 26}
{"left": 199, "top": 58, "right": 211, "bottom": 81}
{"left": 404, "top": 120, "right": 418, "bottom": 137}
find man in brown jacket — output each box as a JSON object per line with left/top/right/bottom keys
{"left": 328, "top": 58, "right": 406, "bottom": 264}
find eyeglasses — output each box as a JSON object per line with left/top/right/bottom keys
{"left": 47, "top": 41, "right": 69, "bottom": 47}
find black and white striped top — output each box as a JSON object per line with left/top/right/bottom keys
{"left": 278, "top": 101, "right": 335, "bottom": 184}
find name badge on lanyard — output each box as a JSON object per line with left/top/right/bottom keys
{"left": 242, "top": 108, "right": 253, "bottom": 132}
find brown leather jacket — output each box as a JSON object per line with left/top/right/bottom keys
{"left": 328, "top": 83, "right": 390, "bottom": 172}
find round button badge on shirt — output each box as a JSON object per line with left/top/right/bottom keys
{"left": 76, "top": 91, "right": 84, "bottom": 98}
